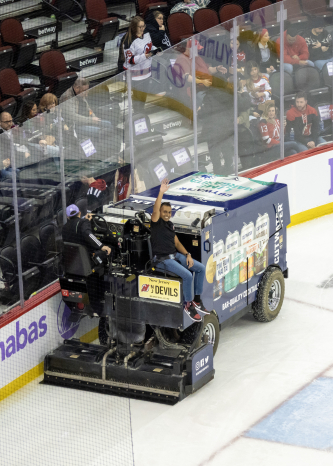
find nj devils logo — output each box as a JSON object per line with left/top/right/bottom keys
{"left": 302, "top": 114, "right": 312, "bottom": 136}
{"left": 144, "top": 42, "right": 152, "bottom": 54}
{"left": 141, "top": 284, "right": 150, "bottom": 292}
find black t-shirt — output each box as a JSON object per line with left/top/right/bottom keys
{"left": 62, "top": 217, "right": 103, "bottom": 254}
{"left": 150, "top": 217, "right": 177, "bottom": 258}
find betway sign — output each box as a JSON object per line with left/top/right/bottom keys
{"left": 38, "top": 26, "right": 56, "bottom": 36}
{"left": 67, "top": 52, "right": 103, "bottom": 70}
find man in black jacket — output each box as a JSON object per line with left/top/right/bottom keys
{"left": 62, "top": 204, "right": 111, "bottom": 256}
{"left": 62, "top": 204, "right": 111, "bottom": 315}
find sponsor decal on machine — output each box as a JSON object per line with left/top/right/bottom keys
{"left": 167, "top": 173, "right": 272, "bottom": 202}
{"left": 138, "top": 276, "right": 180, "bottom": 303}
{"left": 163, "top": 120, "right": 182, "bottom": 130}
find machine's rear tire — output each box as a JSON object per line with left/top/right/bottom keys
{"left": 98, "top": 317, "right": 110, "bottom": 346}
{"left": 196, "top": 312, "right": 220, "bottom": 356}
{"left": 252, "top": 266, "right": 285, "bottom": 322}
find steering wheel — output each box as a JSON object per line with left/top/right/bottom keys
{"left": 92, "top": 215, "right": 109, "bottom": 233}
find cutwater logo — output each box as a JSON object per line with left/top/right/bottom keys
{"left": 0, "top": 0, "right": 15, "bottom": 4}
{"left": 163, "top": 120, "right": 181, "bottom": 130}
{"left": 57, "top": 300, "right": 80, "bottom": 339}
{"left": 0, "top": 316, "right": 47, "bottom": 362}
{"left": 79, "top": 57, "right": 98, "bottom": 67}
{"left": 38, "top": 26, "right": 56, "bottom": 36}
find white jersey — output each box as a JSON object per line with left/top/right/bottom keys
{"left": 123, "top": 32, "right": 156, "bottom": 80}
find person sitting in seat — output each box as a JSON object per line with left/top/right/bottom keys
{"left": 62, "top": 204, "right": 111, "bottom": 315}
{"left": 151, "top": 178, "right": 210, "bottom": 322}
{"left": 62, "top": 204, "right": 111, "bottom": 256}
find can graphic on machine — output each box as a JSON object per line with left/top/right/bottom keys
{"left": 224, "top": 231, "right": 240, "bottom": 293}
{"left": 254, "top": 213, "right": 270, "bottom": 275}
{"left": 213, "top": 239, "right": 224, "bottom": 301}
{"left": 239, "top": 222, "right": 255, "bottom": 283}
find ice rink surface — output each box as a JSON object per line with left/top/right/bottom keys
{"left": 2, "top": 214, "right": 333, "bottom": 466}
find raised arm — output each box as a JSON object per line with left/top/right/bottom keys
{"left": 151, "top": 178, "right": 170, "bottom": 222}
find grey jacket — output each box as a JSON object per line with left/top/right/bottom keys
{"left": 59, "top": 86, "right": 98, "bottom": 126}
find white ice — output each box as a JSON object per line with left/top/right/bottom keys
{"left": 1, "top": 214, "right": 333, "bottom": 466}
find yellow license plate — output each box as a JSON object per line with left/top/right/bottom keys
{"left": 138, "top": 275, "right": 181, "bottom": 303}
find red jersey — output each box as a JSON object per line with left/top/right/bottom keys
{"left": 259, "top": 119, "right": 280, "bottom": 148}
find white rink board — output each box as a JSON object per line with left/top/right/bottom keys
{"left": 253, "top": 149, "right": 333, "bottom": 216}
{"left": 0, "top": 293, "right": 98, "bottom": 389}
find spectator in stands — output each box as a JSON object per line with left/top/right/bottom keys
{"left": 286, "top": 91, "right": 326, "bottom": 152}
{"left": 59, "top": 77, "right": 112, "bottom": 141}
{"left": 174, "top": 39, "right": 227, "bottom": 110}
{"left": 170, "top": 0, "right": 210, "bottom": 19}
{"left": 252, "top": 29, "right": 279, "bottom": 76}
{"left": 121, "top": 16, "right": 165, "bottom": 110}
{"left": 0, "top": 112, "right": 28, "bottom": 180}
{"left": 81, "top": 175, "right": 109, "bottom": 213}
{"left": 242, "top": 60, "right": 271, "bottom": 108}
{"left": 227, "top": 36, "right": 247, "bottom": 81}
{"left": 258, "top": 101, "right": 298, "bottom": 161}
{"left": 302, "top": 18, "right": 333, "bottom": 71}
{"left": 17, "top": 100, "right": 60, "bottom": 158}
{"left": 277, "top": 24, "right": 314, "bottom": 75}
{"left": 145, "top": 11, "right": 171, "bottom": 51}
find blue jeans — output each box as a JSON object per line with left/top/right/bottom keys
{"left": 284, "top": 61, "right": 314, "bottom": 74}
{"left": 1, "top": 167, "right": 20, "bottom": 180}
{"left": 314, "top": 58, "right": 333, "bottom": 71}
{"left": 295, "top": 136, "right": 327, "bottom": 152}
{"left": 156, "top": 252, "right": 205, "bottom": 303}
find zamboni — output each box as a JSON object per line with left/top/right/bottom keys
{"left": 43, "top": 173, "right": 290, "bottom": 404}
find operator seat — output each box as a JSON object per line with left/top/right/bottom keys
{"left": 62, "top": 242, "right": 93, "bottom": 277}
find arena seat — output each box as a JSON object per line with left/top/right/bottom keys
{"left": 219, "top": 4, "right": 244, "bottom": 23}
{"left": 39, "top": 223, "right": 59, "bottom": 256}
{"left": 300, "top": 0, "right": 333, "bottom": 18}
{"left": 0, "top": 18, "right": 37, "bottom": 69}
{"left": 166, "top": 146, "right": 194, "bottom": 176}
{"left": 39, "top": 50, "right": 78, "bottom": 99}
{"left": 167, "top": 12, "right": 193, "bottom": 45}
{"left": 193, "top": 9, "right": 219, "bottom": 32}
{"left": 275, "top": 0, "right": 308, "bottom": 24}
{"left": 0, "top": 68, "right": 37, "bottom": 117}
{"left": 75, "top": 197, "right": 88, "bottom": 217}
{"left": 294, "top": 66, "right": 329, "bottom": 99}
{"left": 0, "top": 96, "right": 17, "bottom": 116}
{"left": 321, "top": 61, "right": 333, "bottom": 89}
{"left": 136, "top": 0, "right": 168, "bottom": 18}
{"left": 0, "top": 36, "right": 13, "bottom": 71}
{"left": 270, "top": 70, "right": 296, "bottom": 105}
{"left": 85, "top": 0, "right": 119, "bottom": 46}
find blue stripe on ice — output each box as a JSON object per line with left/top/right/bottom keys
{"left": 245, "top": 377, "right": 333, "bottom": 451}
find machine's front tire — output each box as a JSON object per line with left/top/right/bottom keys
{"left": 197, "top": 312, "right": 220, "bottom": 356}
{"left": 252, "top": 266, "right": 285, "bottom": 322}
{"left": 98, "top": 317, "right": 110, "bottom": 346}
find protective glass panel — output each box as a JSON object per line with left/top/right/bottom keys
{"left": 283, "top": 0, "right": 333, "bottom": 154}
{"left": 236, "top": 2, "right": 283, "bottom": 173}
{"left": 127, "top": 38, "right": 196, "bottom": 191}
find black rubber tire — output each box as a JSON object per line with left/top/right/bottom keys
{"left": 196, "top": 312, "right": 220, "bottom": 356}
{"left": 98, "top": 317, "right": 109, "bottom": 346}
{"left": 252, "top": 266, "right": 285, "bottom": 322}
